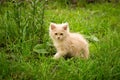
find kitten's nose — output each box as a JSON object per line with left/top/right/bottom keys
{"left": 58, "top": 37, "right": 60, "bottom": 39}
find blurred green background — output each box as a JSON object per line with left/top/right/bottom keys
{"left": 0, "top": 0, "right": 120, "bottom": 80}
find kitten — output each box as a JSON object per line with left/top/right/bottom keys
{"left": 49, "top": 22, "right": 89, "bottom": 59}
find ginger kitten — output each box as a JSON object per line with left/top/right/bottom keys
{"left": 49, "top": 22, "right": 89, "bottom": 59}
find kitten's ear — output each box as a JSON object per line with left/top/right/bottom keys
{"left": 63, "top": 23, "right": 68, "bottom": 30}
{"left": 50, "top": 23, "right": 56, "bottom": 30}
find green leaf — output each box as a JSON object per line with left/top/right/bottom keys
{"left": 91, "top": 35, "right": 99, "bottom": 42}
{"left": 33, "top": 44, "right": 48, "bottom": 54}
{"left": 85, "top": 35, "right": 99, "bottom": 42}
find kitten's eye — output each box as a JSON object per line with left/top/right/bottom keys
{"left": 55, "top": 33, "right": 57, "bottom": 35}
{"left": 60, "top": 33, "right": 63, "bottom": 35}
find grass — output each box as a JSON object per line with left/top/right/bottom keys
{"left": 0, "top": 1, "right": 120, "bottom": 80}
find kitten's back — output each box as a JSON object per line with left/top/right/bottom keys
{"left": 69, "top": 32, "right": 88, "bottom": 45}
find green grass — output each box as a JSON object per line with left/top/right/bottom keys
{"left": 0, "top": 1, "right": 120, "bottom": 80}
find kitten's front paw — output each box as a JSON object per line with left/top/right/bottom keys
{"left": 53, "top": 56, "right": 58, "bottom": 60}
{"left": 53, "top": 53, "right": 61, "bottom": 60}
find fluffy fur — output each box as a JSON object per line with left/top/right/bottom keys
{"left": 49, "top": 22, "right": 89, "bottom": 59}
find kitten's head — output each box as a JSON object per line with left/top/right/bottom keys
{"left": 49, "top": 22, "right": 69, "bottom": 41}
